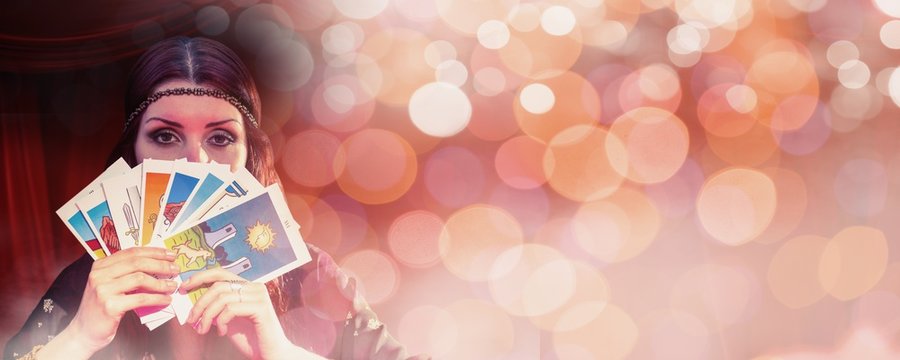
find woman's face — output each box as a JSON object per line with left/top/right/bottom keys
{"left": 134, "top": 81, "right": 248, "bottom": 171}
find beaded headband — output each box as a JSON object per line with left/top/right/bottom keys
{"left": 124, "top": 87, "right": 259, "bottom": 131}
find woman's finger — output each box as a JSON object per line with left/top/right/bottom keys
{"left": 103, "top": 292, "right": 173, "bottom": 316}
{"left": 215, "top": 302, "right": 259, "bottom": 336}
{"left": 93, "top": 247, "right": 176, "bottom": 270}
{"left": 196, "top": 289, "right": 240, "bottom": 335}
{"left": 99, "top": 256, "right": 180, "bottom": 281}
{"left": 179, "top": 267, "right": 236, "bottom": 292}
{"left": 186, "top": 280, "right": 232, "bottom": 325}
{"left": 97, "top": 272, "right": 178, "bottom": 296}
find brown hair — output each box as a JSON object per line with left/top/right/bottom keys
{"left": 107, "top": 36, "right": 279, "bottom": 187}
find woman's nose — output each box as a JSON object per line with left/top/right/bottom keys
{"left": 185, "top": 144, "right": 209, "bottom": 163}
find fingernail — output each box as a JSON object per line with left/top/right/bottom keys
{"left": 166, "top": 280, "right": 177, "bottom": 289}
{"left": 165, "top": 250, "right": 176, "bottom": 257}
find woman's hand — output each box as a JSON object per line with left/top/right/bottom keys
{"left": 179, "top": 268, "right": 312, "bottom": 359}
{"left": 44, "top": 247, "right": 179, "bottom": 359}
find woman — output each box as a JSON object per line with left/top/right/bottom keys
{"left": 5, "top": 37, "right": 423, "bottom": 360}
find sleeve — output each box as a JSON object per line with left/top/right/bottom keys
{"left": 3, "top": 254, "right": 92, "bottom": 360}
{"left": 281, "top": 245, "right": 430, "bottom": 360}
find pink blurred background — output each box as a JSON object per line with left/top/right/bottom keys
{"left": 4, "top": 0, "right": 900, "bottom": 358}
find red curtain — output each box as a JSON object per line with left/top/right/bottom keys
{"left": 0, "top": 0, "right": 244, "bottom": 347}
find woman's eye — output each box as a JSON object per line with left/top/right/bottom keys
{"left": 208, "top": 132, "right": 235, "bottom": 147}
{"left": 151, "top": 131, "right": 179, "bottom": 145}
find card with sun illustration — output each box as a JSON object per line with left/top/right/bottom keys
{"left": 153, "top": 185, "right": 312, "bottom": 324}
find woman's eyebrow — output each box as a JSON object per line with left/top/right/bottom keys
{"left": 145, "top": 117, "right": 182, "bottom": 128}
{"left": 206, "top": 119, "right": 239, "bottom": 128}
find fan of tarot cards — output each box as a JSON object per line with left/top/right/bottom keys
{"left": 55, "top": 158, "right": 311, "bottom": 330}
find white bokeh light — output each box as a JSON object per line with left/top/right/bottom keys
{"left": 409, "top": 82, "right": 473, "bottom": 137}
{"left": 667, "top": 23, "right": 709, "bottom": 55}
{"left": 436, "top": 60, "right": 469, "bottom": 87}
{"left": 888, "top": 67, "right": 900, "bottom": 107}
{"left": 874, "top": 0, "right": 900, "bottom": 18}
{"left": 424, "top": 40, "right": 458, "bottom": 69}
{"left": 323, "top": 84, "right": 356, "bottom": 114}
{"left": 507, "top": 4, "right": 542, "bottom": 32}
{"left": 726, "top": 84, "right": 757, "bottom": 114}
{"left": 541, "top": 6, "right": 577, "bottom": 36}
{"left": 838, "top": 60, "right": 871, "bottom": 89}
{"left": 333, "top": 0, "right": 389, "bottom": 19}
{"left": 322, "top": 21, "right": 364, "bottom": 55}
{"left": 826, "top": 40, "right": 860, "bottom": 68}
{"left": 477, "top": 20, "right": 511, "bottom": 49}
{"left": 520, "top": 83, "right": 555, "bottom": 114}
{"left": 880, "top": 20, "right": 900, "bottom": 49}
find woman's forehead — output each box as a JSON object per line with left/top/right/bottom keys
{"left": 141, "top": 94, "right": 243, "bottom": 126}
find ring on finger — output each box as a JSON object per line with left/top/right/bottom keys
{"left": 225, "top": 280, "right": 247, "bottom": 302}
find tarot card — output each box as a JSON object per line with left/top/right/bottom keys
{"left": 102, "top": 165, "right": 143, "bottom": 251}
{"left": 156, "top": 185, "right": 311, "bottom": 324}
{"left": 56, "top": 158, "right": 131, "bottom": 259}
{"left": 166, "top": 165, "right": 232, "bottom": 234}
{"left": 149, "top": 163, "right": 215, "bottom": 242}
{"left": 139, "top": 159, "right": 176, "bottom": 247}
{"left": 194, "top": 167, "right": 265, "bottom": 224}
{"left": 75, "top": 190, "right": 120, "bottom": 254}
{"left": 144, "top": 313, "right": 174, "bottom": 331}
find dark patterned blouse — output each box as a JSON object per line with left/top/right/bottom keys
{"left": 4, "top": 244, "right": 427, "bottom": 360}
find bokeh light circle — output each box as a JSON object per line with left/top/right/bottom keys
{"left": 696, "top": 83, "right": 757, "bottom": 138}
{"left": 256, "top": 38, "right": 314, "bottom": 91}
{"left": 195, "top": 6, "right": 230, "bottom": 36}
{"left": 477, "top": 20, "right": 511, "bottom": 49}
{"left": 388, "top": 210, "right": 444, "bottom": 268}
{"left": 544, "top": 125, "right": 628, "bottom": 202}
{"left": 874, "top": 0, "right": 900, "bottom": 18}
{"left": 424, "top": 146, "right": 485, "bottom": 208}
{"left": 528, "top": 261, "right": 611, "bottom": 331}
{"left": 608, "top": 107, "right": 690, "bottom": 184}
{"left": 409, "top": 82, "right": 472, "bottom": 138}
{"left": 888, "top": 67, "right": 900, "bottom": 107}
{"left": 494, "top": 135, "right": 548, "bottom": 189}
{"left": 767, "top": 234, "right": 831, "bottom": 308}
{"left": 282, "top": 130, "right": 341, "bottom": 188}
{"left": 696, "top": 168, "right": 777, "bottom": 246}
{"left": 356, "top": 29, "right": 433, "bottom": 106}
{"left": 310, "top": 74, "right": 376, "bottom": 133}
{"left": 519, "top": 83, "right": 555, "bottom": 115}
{"left": 339, "top": 249, "right": 399, "bottom": 304}
{"left": 334, "top": 129, "right": 418, "bottom": 204}
{"left": 572, "top": 188, "right": 661, "bottom": 263}
{"left": 541, "top": 6, "right": 577, "bottom": 36}
{"left": 515, "top": 71, "right": 601, "bottom": 143}
{"left": 439, "top": 205, "right": 524, "bottom": 282}
{"left": 880, "top": 20, "right": 900, "bottom": 49}
{"left": 435, "top": 60, "right": 469, "bottom": 87}
{"left": 820, "top": 226, "right": 888, "bottom": 301}
{"left": 488, "top": 244, "right": 576, "bottom": 317}
{"left": 333, "top": 0, "right": 388, "bottom": 19}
